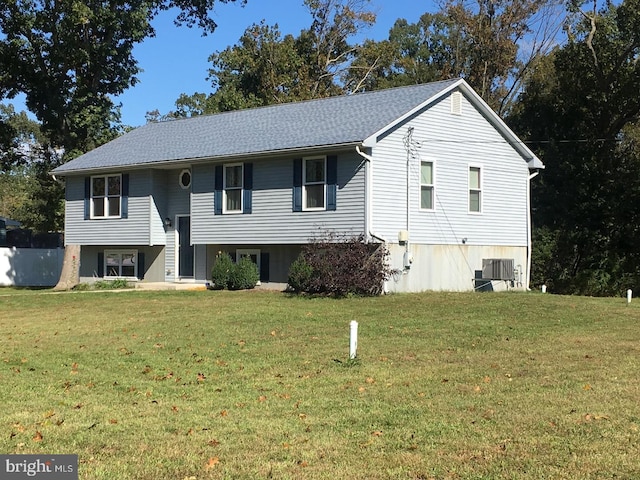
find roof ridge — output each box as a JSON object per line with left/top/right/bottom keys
{"left": 147, "top": 78, "right": 461, "bottom": 126}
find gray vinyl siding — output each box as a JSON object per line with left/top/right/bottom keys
{"left": 371, "top": 89, "right": 529, "bottom": 247}
{"left": 191, "top": 153, "right": 366, "bottom": 245}
{"left": 64, "top": 172, "right": 165, "bottom": 246}
{"left": 149, "top": 170, "right": 169, "bottom": 245}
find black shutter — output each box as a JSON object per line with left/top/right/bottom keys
{"left": 97, "top": 252, "right": 104, "bottom": 278}
{"left": 84, "top": 177, "right": 91, "bottom": 220}
{"left": 121, "top": 174, "right": 129, "bottom": 219}
{"left": 214, "top": 165, "right": 223, "bottom": 215}
{"left": 137, "top": 252, "right": 145, "bottom": 280}
{"left": 327, "top": 155, "right": 337, "bottom": 211}
{"left": 243, "top": 163, "right": 253, "bottom": 214}
{"left": 293, "top": 158, "right": 302, "bottom": 212}
{"left": 260, "top": 252, "right": 270, "bottom": 282}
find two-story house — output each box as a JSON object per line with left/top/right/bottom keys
{"left": 51, "top": 78, "right": 543, "bottom": 292}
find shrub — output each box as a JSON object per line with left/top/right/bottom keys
{"left": 211, "top": 252, "right": 234, "bottom": 290}
{"left": 287, "top": 232, "right": 391, "bottom": 296}
{"left": 287, "top": 257, "right": 314, "bottom": 292}
{"left": 228, "top": 255, "right": 259, "bottom": 290}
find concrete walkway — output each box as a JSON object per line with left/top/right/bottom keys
{"left": 134, "top": 282, "right": 288, "bottom": 292}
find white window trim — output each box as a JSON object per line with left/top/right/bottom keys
{"left": 419, "top": 160, "right": 436, "bottom": 212}
{"left": 91, "top": 174, "right": 122, "bottom": 219}
{"left": 468, "top": 165, "right": 483, "bottom": 214}
{"left": 302, "top": 156, "right": 327, "bottom": 211}
{"left": 223, "top": 163, "right": 243, "bottom": 214}
{"left": 179, "top": 169, "right": 192, "bottom": 190}
{"left": 104, "top": 249, "right": 138, "bottom": 279}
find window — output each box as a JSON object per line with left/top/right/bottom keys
{"left": 91, "top": 174, "right": 121, "bottom": 218}
{"left": 104, "top": 250, "right": 137, "bottom": 278}
{"left": 303, "top": 157, "right": 326, "bottom": 210}
{"left": 179, "top": 169, "right": 191, "bottom": 189}
{"left": 224, "top": 163, "right": 243, "bottom": 213}
{"left": 236, "top": 249, "right": 261, "bottom": 272}
{"left": 420, "top": 161, "right": 434, "bottom": 210}
{"left": 469, "top": 166, "right": 482, "bottom": 213}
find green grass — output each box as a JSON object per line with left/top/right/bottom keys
{"left": 1, "top": 289, "right": 639, "bottom": 479}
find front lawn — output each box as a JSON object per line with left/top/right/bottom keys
{"left": 0, "top": 290, "right": 638, "bottom": 479}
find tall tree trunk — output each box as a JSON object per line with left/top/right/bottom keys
{"left": 54, "top": 244, "right": 80, "bottom": 290}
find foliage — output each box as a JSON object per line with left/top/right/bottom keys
{"left": 288, "top": 232, "right": 391, "bottom": 296}
{"left": 228, "top": 254, "right": 259, "bottom": 290}
{"left": 349, "top": 0, "right": 564, "bottom": 114}
{"left": 0, "top": 0, "right": 245, "bottom": 234}
{"left": 160, "top": 0, "right": 377, "bottom": 117}
{"left": 210, "top": 252, "right": 235, "bottom": 290}
{"left": 511, "top": 0, "right": 640, "bottom": 296}
{"left": 0, "top": 290, "right": 639, "bottom": 478}
{"left": 287, "top": 256, "right": 315, "bottom": 293}
{"left": 74, "top": 279, "right": 131, "bottom": 291}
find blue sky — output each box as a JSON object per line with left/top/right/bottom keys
{"left": 113, "top": 0, "right": 436, "bottom": 126}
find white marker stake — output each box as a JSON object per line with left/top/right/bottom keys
{"left": 627, "top": 289, "right": 632, "bottom": 304}
{"left": 349, "top": 320, "right": 359, "bottom": 359}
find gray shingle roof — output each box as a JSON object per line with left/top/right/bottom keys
{"left": 52, "top": 79, "right": 461, "bottom": 174}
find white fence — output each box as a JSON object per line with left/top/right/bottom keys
{"left": 0, "top": 247, "right": 64, "bottom": 287}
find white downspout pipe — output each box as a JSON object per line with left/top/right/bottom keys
{"left": 355, "top": 145, "right": 385, "bottom": 243}
{"left": 526, "top": 170, "right": 540, "bottom": 290}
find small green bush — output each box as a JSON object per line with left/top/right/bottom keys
{"left": 228, "top": 255, "right": 259, "bottom": 290}
{"left": 211, "top": 252, "right": 235, "bottom": 290}
{"left": 287, "top": 257, "right": 314, "bottom": 292}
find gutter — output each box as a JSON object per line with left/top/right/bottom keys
{"left": 355, "top": 145, "right": 386, "bottom": 243}
{"left": 51, "top": 142, "right": 363, "bottom": 177}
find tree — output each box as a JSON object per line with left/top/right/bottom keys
{"left": 0, "top": 0, "right": 246, "bottom": 289}
{"left": 350, "top": 0, "right": 565, "bottom": 114}
{"left": 162, "top": 0, "right": 376, "bottom": 117}
{"left": 1, "top": 0, "right": 246, "bottom": 158}
{"left": 511, "top": 0, "right": 640, "bottom": 295}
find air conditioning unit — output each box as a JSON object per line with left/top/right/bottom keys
{"left": 482, "top": 258, "right": 515, "bottom": 281}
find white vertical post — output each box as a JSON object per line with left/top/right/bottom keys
{"left": 627, "top": 289, "right": 632, "bottom": 304}
{"left": 349, "top": 320, "right": 359, "bottom": 359}
{"left": 541, "top": 285, "right": 547, "bottom": 293}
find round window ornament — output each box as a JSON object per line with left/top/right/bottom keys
{"left": 179, "top": 169, "right": 191, "bottom": 189}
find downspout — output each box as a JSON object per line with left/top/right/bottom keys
{"left": 355, "top": 145, "right": 386, "bottom": 243}
{"left": 526, "top": 170, "right": 540, "bottom": 290}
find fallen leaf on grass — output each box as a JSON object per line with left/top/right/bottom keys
{"left": 583, "top": 384, "right": 592, "bottom": 391}
{"left": 197, "top": 373, "right": 206, "bottom": 382}
{"left": 33, "top": 431, "right": 43, "bottom": 442}
{"left": 258, "top": 395, "right": 267, "bottom": 402}
{"left": 207, "top": 439, "right": 221, "bottom": 447}
{"left": 372, "top": 431, "right": 383, "bottom": 437}
{"left": 205, "top": 457, "right": 219, "bottom": 471}
{"left": 109, "top": 419, "right": 118, "bottom": 424}
{"left": 365, "top": 377, "right": 375, "bottom": 384}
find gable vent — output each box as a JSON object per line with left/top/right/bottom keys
{"left": 451, "top": 91, "right": 462, "bottom": 115}
{"left": 482, "top": 258, "right": 515, "bottom": 280}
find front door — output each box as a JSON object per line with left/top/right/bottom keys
{"left": 177, "top": 216, "right": 194, "bottom": 278}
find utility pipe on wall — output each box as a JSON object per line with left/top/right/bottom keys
{"left": 526, "top": 170, "right": 540, "bottom": 290}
